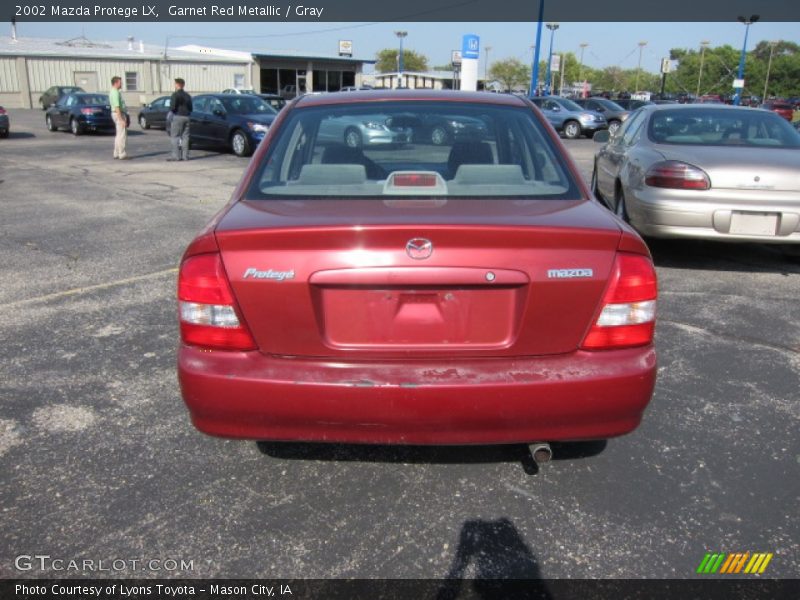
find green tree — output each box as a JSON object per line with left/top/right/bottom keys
{"left": 375, "top": 48, "right": 429, "bottom": 73}
{"left": 488, "top": 58, "right": 530, "bottom": 92}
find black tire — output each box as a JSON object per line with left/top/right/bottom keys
{"left": 230, "top": 129, "right": 252, "bottom": 157}
{"left": 70, "top": 118, "right": 82, "bottom": 136}
{"left": 430, "top": 125, "right": 449, "bottom": 146}
{"left": 608, "top": 120, "right": 622, "bottom": 136}
{"left": 46, "top": 114, "right": 57, "bottom": 132}
{"left": 344, "top": 127, "right": 362, "bottom": 149}
{"left": 139, "top": 114, "right": 149, "bottom": 129}
{"left": 563, "top": 120, "right": 581, "bottom": 139}
{"left": 614, "top": 184, "right": 630, "bottom": 222}
{"left": 0, "top": 130, "right": 8, "bottom": 139}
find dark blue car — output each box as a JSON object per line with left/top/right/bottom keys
{"left": 45, "top": 93, "right": 125, "bottom": 135}
{"left": 189, "top": 94, "right": 278, "bottom": 157}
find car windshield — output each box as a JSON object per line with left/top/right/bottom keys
{"left": 220, "top": 96, "right": 277, "bottom": 115}
{"left": 648, "top": 108, "right": 800, "bottom": 147}
{"left": 597, "top": 99, "right": 625, "bottom": 111}
{"left": 555, "top": 98, "right": 583, "bottom": 111}
{"left": 79, "top": 95, "right": 109, "bottom": 105}
{"left": 247, "top": 101, "right": 580, "bottom": 199}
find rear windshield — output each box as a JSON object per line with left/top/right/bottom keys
{"left": 79, "top": 95, "right": 109, "bottom": 105}
{"left": 220, "top": 96, "right": 276, "bottom": 115}
{"left": 648, "top": 108, "right": 800, "bottom": 147}
{"left": 246, "top": 101, "right": 580, "bottom": 199}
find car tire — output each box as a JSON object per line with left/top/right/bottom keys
{"left": 430, "top": 125, "right": 449, "bottom": 145}
{"left": 70, "top": 118, "right": 82, "bottom": 136}
{"left": 139, "top": 114, "right": 149, "bottom": 129}
{"left": 608, "top": 120, "right": 621, "bottom": 135}
{"left": 563, "top": 120, "right": 581, "bottom": 139}
{"left": 344, "top": 127, "right": 363, "bottom": 149}
{"left": 0, "top": 130, "right": 8, "bottom": 139}
{"left": 231, "top": 129, "right": 252, "bottom": 157}
{"left": 46, "top": 114, "right": 57, "bottom": 132}
{"left": 614, "top": 185, "right": 630, "bottom": 222}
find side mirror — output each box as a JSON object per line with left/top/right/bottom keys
{"left": 550, "top": 106, "right": 560, "bottom": 112}
{"left": 593, "top": 130, "right": 611, "bottom": 143}
{"left": 213, "top": 108, "right": 226, "bottom": 117}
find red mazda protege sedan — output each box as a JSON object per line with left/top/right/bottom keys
{"left": 177, "top": 91, "right": 657, "bottom": 457}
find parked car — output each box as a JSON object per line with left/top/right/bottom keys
{"left": 0, "top": 106, "right": 9, "bottom": 138}
{"left": 188, "top": 94, "right": 278, "bottom": 157}
{"left": 528, "top": 96, "right": 607, "bottom": 139}
{"left": 760, "top": 101, "right": 794, "bottom": 121}
{"left": 279, "top": 85, "right": 298, "bottom": 99}
{"left": 257, "top": 94, "right": 287, "bottom": 111}
{"left": 591, "top": 104, "right": 800, "bottom": 243}
{"left": 138, "top": 95, "right": 171, "bottom": 129}
{"left": 697, "top": 95, "right": 724, "bottom": 104}
{"left": 221, "top": 88, "right": 257, "bottom": 95}
{"left": 340, "top": 86, "right": 374, "bottom": 92}
{"left": 317, "top": 112, "right": 411, "bottom": 148}
{"left": 39, "top": 85, "right": 84, "bottom": 110}
{"left": 45, "top": 93, "right": 125, "bottom": 135}
{"left": 386, "top": 112, "right": 487, "bottom": 145}
{"left": 573, "top": 97, "right": 630, "bottom": 135}
{"left": 177, "top": 90, "right": 658, "bottom": 455}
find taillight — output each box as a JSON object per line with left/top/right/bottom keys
{"left": 178, "top": 253, "right": 256, "bottom": 351}
{"left": 645, "top": 160, "right": 710, "bottom": 190}
{"left": 80, "top": 108, "right": 95, "bottom": 115}
{"left": 581, "top": 253, "right": 657, "bottom": 350}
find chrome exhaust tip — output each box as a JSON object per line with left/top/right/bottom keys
{"left": 529, "top": 443, "right": 552, "bottom": 465}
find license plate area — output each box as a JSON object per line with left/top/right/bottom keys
{"left": 729, "top": 212, "right": 779, "bottom": 236}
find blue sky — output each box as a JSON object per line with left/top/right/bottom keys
{"left": 13, "top": 21, "right": 800, "bottom": 73}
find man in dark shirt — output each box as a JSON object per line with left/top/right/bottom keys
{"left": 168, "top": 78, "right": 192, "bottom": 161}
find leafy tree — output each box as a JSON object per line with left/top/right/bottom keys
{"left": 375, "top": 48, "right": 429, "bottom": 73}
{"left": 488, "top": 58, "right": 530, "bottom": 92}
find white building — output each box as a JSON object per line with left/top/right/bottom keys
{"left": 0, "top": 34, "right": 374, "bottom": 108}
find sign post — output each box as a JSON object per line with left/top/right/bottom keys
{"left": 460, "top": 34, "right": 480, "bottom": 92}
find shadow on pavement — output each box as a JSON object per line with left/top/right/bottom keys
{"left": 647, "top": 238, "right": 800, "bottom": 272}
{"left": 256, "top": 440, "right": 607, "bottom": 475}
{"left": 436, "top": 517, "right": 552, "bottom": 599}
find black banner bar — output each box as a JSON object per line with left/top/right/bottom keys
{"left": 3, "top": 579, "right": 800, "bottom": 600}
{"left": 4, "top": 0, "right": 800, "bottom": 22}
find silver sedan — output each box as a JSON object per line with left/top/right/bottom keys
{"left": 591, "top": 104, "right": 800, "bottom": 243}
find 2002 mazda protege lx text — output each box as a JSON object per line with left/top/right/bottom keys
{"left": 177, "top": 91, "right": 658, "bottom": 461}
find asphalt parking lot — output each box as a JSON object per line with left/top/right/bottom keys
{"left": 0, "top": 108, "right": 797, "bottom": 580}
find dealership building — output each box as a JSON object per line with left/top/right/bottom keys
{"left": 0, "top": 34, "right": 373, "bottom": 108}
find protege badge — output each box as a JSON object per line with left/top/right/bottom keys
{"left": 547, "top": 268, "right": 593, "bottom": 279}
{"left": 242, "top": 268, "right": 295, "bottom": 281}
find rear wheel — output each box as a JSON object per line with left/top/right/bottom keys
{"left": 0, "top": 130, "right": 8, "bottom": 139}
{"left": 608, "top": 120, "right": 621, "bottom": 136}
{"left": 563, "top": 120, "right": 581, "bottom": 139}
{"left": 139, "top": 114, "right": 149, "bottom": 129}
{"left": 70, "top": 118, "right": 82, "bottom": 136}
{"left": 231, "top": 129, "right": 252, "bottom": 157}
{"left": 46, "top": 114, "right": 57, "bottom": 132}
{"left": 430, "top": 125, "right": 449, "bottom": 145}
{"left": 344, "top": 127, "right": 362, "bottom": 149}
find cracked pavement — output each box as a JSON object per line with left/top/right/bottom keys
{"left": 0, "top": 109, "right": 797, "bottom": 580}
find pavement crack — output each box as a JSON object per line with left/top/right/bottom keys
{"left": 661, "top": 318, "right": 799, "bottom": 357}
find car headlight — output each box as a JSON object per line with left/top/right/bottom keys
{"left": 363, "top": 121, "right": 385, "bottom": 130}
{"left": 578, "top": 113, "right": 595, "bottom": 123}
{"left": 247, "top": 121, "right": 269, "bottom": 133}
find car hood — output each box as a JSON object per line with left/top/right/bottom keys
{"left": 237, "top": 113, "right": 276, "bottom": 125}
{"left": 655, "top": 144, "right": 800, "bottom": 192}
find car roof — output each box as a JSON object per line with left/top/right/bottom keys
{"left": 640, "top": 103, "right": 753, "bottom": 112}
{"left": 294, "top": 90, "right": 529, "bottom": 109}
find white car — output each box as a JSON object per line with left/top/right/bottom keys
{"left": 222, "top": 88, "right": 257, "bottom": 95}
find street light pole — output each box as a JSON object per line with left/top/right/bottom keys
{"left": 696, "top": 40, "right": 710, "bottom": 98}
{"left": 544, "top": 22, "right": 559, "bottom": 95}
{"left": 394, "top": 31, "right": 407, "bottom": 89}
{"left": 762, "top": 41, "right": 777, "bottom": 101}
{"left": 529, "top": 0, "right": 545, "bottom": 97}
{"left": 484, "top": 45, "right": 492, "bottom": 85}
{"left": 578, "top": 42, "right": 588, "bottom": 98}
{"left": 634, "top": 41, "right": 647, "bottom": 93}
{"left": 734, "top": 15, "right": 759, "bottom": 106}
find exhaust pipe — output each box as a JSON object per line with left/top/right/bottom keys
{"left": 529, "top": 442, "right": 552, "bottom": 465}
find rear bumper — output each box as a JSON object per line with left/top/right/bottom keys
{"left": 178, "top": 346, "right": 657, "bottom": 444}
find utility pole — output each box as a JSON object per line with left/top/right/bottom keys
{"left": 762, "top": 41, "right": 777, "bottom": 101}
{"left": 529, "top": 0, "right": 545, "bottom": 97}
{"left": 578, "top": 42, "right": 588, "bottom": 98}
{"left": 544, "top": 22, "right": 559, "bottom": 95}
{"left": 696, "top": 40, "right": 710, "bottom": 98}
{"left": 559, "top": 53, "right": 566, "bottom": 96}
{"left": 734, "top": 15, "right": 759, "bottom": 105}
{"left": 634, "top": 41, "right": 647, "bottom": 93}
{"left": 394, "top": 31, "right": 407, "bottom": 89}
{"left": 484, "top": 45, "right": 492, "bottom": 86}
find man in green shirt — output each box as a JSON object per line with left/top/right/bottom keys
{"left": 109, "top": 76, "right": 128, "bottom": 159}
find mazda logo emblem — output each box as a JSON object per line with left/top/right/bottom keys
{"left": 406, "top": 238, "right": 433, "bottom": 260}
